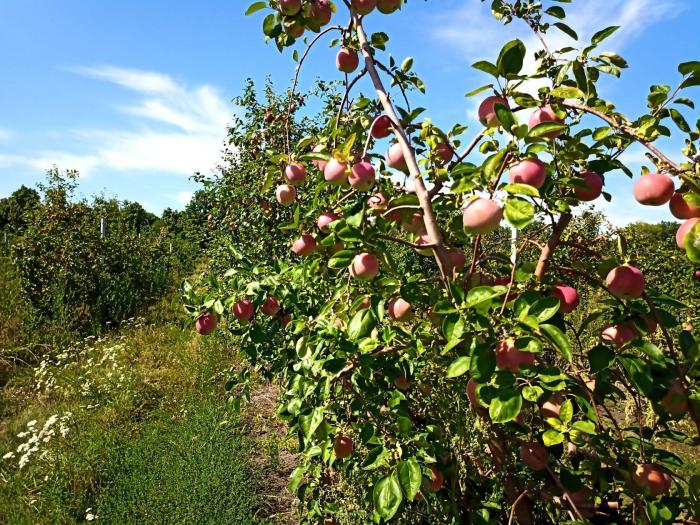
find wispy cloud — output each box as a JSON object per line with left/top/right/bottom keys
{"left": 173, "top": 191, "right": 194, "bottom": 206}
{"left": 0, "top": 128, "right": 12, "bottom": 141}
{"left": 0, "top": 66, "right": 231, "bottom": 178}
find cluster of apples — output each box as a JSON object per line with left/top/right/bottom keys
{"left": 195, "top": 295, "right": 292, "bottom": 336}
{"left": 277, "top": 0, "right": 332, "bottom": 39}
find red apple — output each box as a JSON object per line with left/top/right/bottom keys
{"left": 336, "top": 48, "right": 359, "bottom": 73}
{"left": 195, "top": 313, "right": 217, "bottom": 335}
{"left": 601, "top": 324, "right": 637, "bottom": 347}
{"left": 351, "top": 0, "right": 377, "bottom": 15}
{"left": 695, "top": 270, "right": 700, "bottom": 280}
{"left": 371, "top": 115, "right": 392, "bottom": 138}
{"left": 466, "top": 378, "right": 481, "bottom": 408}
{"left": 394, "top": 372, "right": 411, "bottom": 391}
{"left": 357, "top": 296, "right": 371, "bottom": 310}
{"left": 528, "top": 105, "right": 564, "bottom": 138}
{"left": 540, "top": 394, "right": 563, "bottom": 419}
{"left": 388, "top": 297, "right": 413, "bottom": 321}
{"left": 232, "top": 299, "right": 255, "bottom": 321}
{"left": 434, "top": 143, "right": 453, "bottom": 165}
{"left": 312, "top": 144, "right": 328, "bottom": 172}
{"left": 334, "top": 435, "right": 354, "bottom": 458}
{"left": 509, "top": 158, "right": 547, "bottom": 189}
{"left": 478, "top": 96, "right": 509, "bottom": 128}
{"left": 283, "top": 19, "right": 305, "bottom": 38}
{"left": 276, "top": 184, "right": 297, "bottom": 206}
{"left": 401, "top": 212, "right": 424, "bottom": 233}
{"left": 377, "top": 0, "right": 401, "bottom": 13}
{"left": 423, "top": 465, "right": 444, "bottom": 492}
{"left": 574, "top": 170, "right": 604, "bottom": 201}
{"left": 605, "top": 265, "right": 645, "bottom": 298}
{"left": 292, "top": 234, "right": 317, "bottom": 257}
{"left": 660, "top": 380, "right": 688, "bottom": 417}
{"left": 278, "top": 0, "right": 301, "bottom": 16}
{"left": 633, "top": 173, "right": 674, "bottom": 206}
{"left": 551, "top": 285, "right": 579, "bottom": 313}
{"left": 285, "top": 163, "right": 307, "bottom": 186}
{"left": 519, "top": 442, "right": 549, "bottom": 471}
{"left": 349, "top": 161, "right": 376, "bottom": 191}
{"left": 261, "top": 296, "right": 280, "bottom": 317}
{"left": 317, "top": 211, "right": 340, "bottom": 233}
{"left": 324, "top": 158, "right": 349, "bottom": 185}
{"left": 669, "top": 192, "right": 700, "bottom": 219}
{"left": 281, "top": 314, "right": 292, "bottom": 328}
{"left": 462, "top": 198, "right": 503, "bottom": 235}
{"left": 309, "top": 0, "right": 332, "bottom": 26}
{"left": 368, "top": 192, "right": 388, "bottom": 214}
{"left": 385, "top": 142, "right": 408, "bottom": 171}
{"left": 350, "top": 252, "right": 380, "bottom": 280}
{"left": 676, "top": 218, "right": 700, "bottom": 249}
{"left": 447, "top": 250, "right": 467, "bottom": 274}
{"left": 495, "top": 339, "right": 535, "bottom": 372}
{"left": 634, "top": 464, "right": 672, "bottom": 497}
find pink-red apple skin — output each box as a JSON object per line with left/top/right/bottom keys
{"left": 351, "top": 0, "right": 377, "bottom": 15}
{"left": 310, "top": 0, "right": 332, "bottom": 25}
{"left": 349, "top": 161, "right": 376, "bottom": 191}
{"left": 276, "top": 184, "right": 297, "bottom": 206}
{"left": 351, "top": 252, "right": 380, "bottom": 280}
{"left": 278, "top": 0, "right": 301, "bottom": 16}
{"left": 312, "top": 145, "right": 328, "bottom": 172}
{"left": 261, "top": 296, "right": 281, "bottom": 317}
{"left": 423, "top": 466, "right": 444, "bottom": 492}
{"left": 334, "top": 435, "right": 354, "bottom": 458}
{"left": 495, "top": 340, "right": 535, "bottom": 372}
{"left": 677, "top": 218, "right": 700, "bottom": 249}
{"left": 463, "top": 198, "right": 503, "bottom": 235}
{"left": 377, "top": 0, "right": 401, "bottom": 13}
{"left": 434, "top": 143, "right": 453, "bottom": 165}
{"left": 447, "top": 250, "right": 467, "bottom": 273}
{"left": 388, "top": 297, "right": 412, "bottom": 321}
{"left": 283, "top": 20, "right": 304, "bottom": 38}
{"left": 660, "top": 380, "right": 688, "bottom": 417}
{"left": 574, "top": 170, "right": 604, "bottom": 201}
{"left": 601, "top": 324, "right": 637, "bottom": 347}
{"left": 195, "top": 313, "right": 217, "bottom": 335}
{"left": 605, "top": 265, "right": 645, "bottom": 298}
{"left": 285, "top": 163, "right": 307, "bottom": 186}
{"left": 401, "top": 212, "right": 424, "bottom": 234}
{"left": 292, "top": 234, "right": 317, "bottom": 257}
{"left": 324, "top": 158, "right": 349, "bottom": 185}
{"left": 509, "top": 158, "right": 547, "bottom": 188}
{"left": 695, "top": 270, "right": 700, "bottom": 280}
{"left": 385, "top": 142, "right": 408, "bottom": 171}
{"left": 371, "top": 115, "right": 392, "bottom": 138}
{"left": 232, "top": 299, "right": 255, "bottom": 321}
{"left": 552, "top": 285, "right": 579, "bottom": 313}
{"left": 466, "top": 379, "right": 481, "bottom": 408}
{"left": 394, "top": 372, "right": 411, "bottom": 391}
{"left": 669, "top": 192, "right": 700, "bottom": 219}
{"left": 633, "top": 173, "right": 674, "bottom": 206}
{"left": 336, "top": 48, "right": 359, "bottom": 73}
{"left": 478, "top": 96, "right": 509, "bottom": 128}
{"left": 528, "top": 105, "right": 564, "bottom": 138}
{"left": 317, "top": 211, "right": 340, "bottom": 233}
{"left": 540, "top": 394, "right": 563, "bottom": 419}
{"left": 519, "top": 442, "right": 549, "bottom": 471}
{"left": 634, "top": 464, "right": 672, "bottom": 497}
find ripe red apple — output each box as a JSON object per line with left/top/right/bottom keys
{"left": 334, "top": 435, "right": 354, "bottom": 458}
{"left": 285, "top": 163, "right": 307, "bottom": 186}
{"left": 551, "top": 285, "right": 579, "bottom": 313}
{"left": 669, "top": 192, "right": 700, "bottom": 219}
{"left": 519, "top": 442, "right": 550, "bottom": 471}
{"left": 281, "top": 314, "right": 292, "bottom": 328}
{"left": 377, "top": 0, "right": 401, "bottom": 13}
{"left": 462, "top": 198, "right": 503, "bottom": 235}
{"left": 634, "top": 464, "right": 672, "bottom": 497}
{"left": 423, "top": 465, "right": 444, "bottom": 492}
{"left": 367, "top": 192, "right": 388, "bottom": 215}
{"left": 495, "top": 339, "right": 535, "bottom": 372}
{"left": 401, "top": 212, "right": 424, "bottom": 233}
{"left": 371, "top": 115, "right": 392, "bottom": 138}
{"left": 278, "top": 0, "right": 301, "bottom": 16}
{"left": 394, "top": 371, "right": 411, "bottom": 391}
{"left": 195, "top": 312, "right": 217, "bottom": 335}
{"left": 336, "top": 48, "right": 359, "bottom": 73}
{"left": 283, "top": 19, "right": 305, "bottom": 38}
{"left": 601, "top": 323, "right": 637, "bottom": 347}
{"left": 292, "top": 234, "right": 317, "bottom": 257}
{"left": 351, "top": 0, "right": 377, "bottom": 15}
{"left": 385, "top": 142, "right": 408, "bottom": 171}
{"left": 447, "top": 250, "right": 467, "bottom": 274}
{"left": 466, "top": 378, "right": 481, "bottom": 408}
{"left": 528, "top": 105, "right": 564, "bottom": 138}
{"left": 414, "top": 231, "right": 433, "bottom": 256}
{"left": 633, "top": 172, "right": 675, "bottom": 206}
{"left": 324, "top": 158, "right": 349, "bottom": 185}
{"left": 540, "top": 394, "right": 563, "bottom": 419}
{"left": 695, "top": 269, "right": 700, "bottom": 280}
{"left": 434, "top": 143, "right": 453, "bottom": 165}
{"left": 388, "top": 297, "right": 413, "bottom": 321}
{"left": 276, "top": 184, "right": 297, "bottom": 206}
{"left": 660, "top": 380, "right": 688, "bottom": 417}
{"left": 478, "top": 96, "right": 509, "bottom": 128}
{"left": 261, "top": 296, "right": 280, "bottom": 317}
{"left": 350, "top": 252, "right": 380, "bottom": 280}
{"left": 605, "top": 265, "right": 645, "bottom": 298}
{"left": 349, "top": 161, "right": 376, "bottom": 191}
{"left": 312, "top": 144, "right": 328, "bottom": 172}
{"left": 232, "top": 299, "right": 255, "bottom": 321}
{"left": 309, "top": 0, "right": 332, "bottom": 25}
{"left": 357, "top": 296, "right": 371, "bottom": 310}
{"left": 676, "top": 218, "right": 700, "bottom": 249}
{"left": 509, "top": 158, "right": 547, "bottom": 189}
{"left": 574, "top": 170, "right": 604, "bottom": 201}
{"left": 317, "top": 211, "right": 340, "bottom": 233}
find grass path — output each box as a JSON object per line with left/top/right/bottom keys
{"left": 0, "top": 297, "right": 294, "bottom": 524}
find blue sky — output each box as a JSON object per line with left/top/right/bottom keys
{"left": 0, "top": 0, "right": 698, "bottom": 224}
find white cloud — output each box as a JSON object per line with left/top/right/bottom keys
{"left": 0, "top": 128, "right": 12, "bottom": 141}
{"left": 0, "top": 66, "right": 231, "bottom": 178}
{"left": 173, "top": 191, "right": 194, "bottom": 206}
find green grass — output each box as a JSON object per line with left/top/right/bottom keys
{"left": 0, "top": 295, "right": 274, "bottom": 525}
